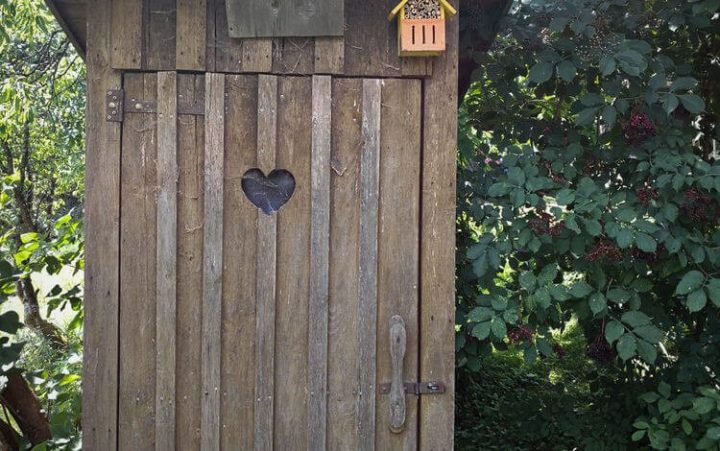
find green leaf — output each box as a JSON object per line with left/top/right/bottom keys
{"left": 467, "top": 306, "right": 493, "bottom": 322}
{"left": 617, "top": 229, "right": 634, "bottom": 249}
{"left": 537, "top": 264, "right": 558, "bottom": 286}
{"left": 519, "top": 272, "right": 537, "bottom": 290}
{"left": 507, "top": 167, "right": 526, "bottom": 186}
{"left": 692, "top": 397, "right": 714, "bottom": 415}
{"left": 635, "top": 233, "right": 657, "bottom": 253}
{"left": 605, "top": 320, "right": 625, "bottom": 343}
{"left": 617, "top": 333, "right": 637, "bottom": 361}
{"left": 557, "top": 60, "right": 577, "bottom": 82}
{"left": 602, "top": 105, "right": 617, "bottom": 126}
{"left": 528, "top": 62, "right": 554, "bottom": 84}
{"left": 675, "top": 271, "right": 705, "bottom": 295}
{"left": 583, "top": 218, "right": 602, "bottom": 236}
{"left": 491, "top": 317, "right": 507, "bottom": 340}
{"left": 670, "top": 77, "right": 698, "bottom": 92}
{"left": 570, "top": 281, "right": 593, "bottom": 298}
{"left": 622, "top": 311, "right": 651, "bottom": 327}
{"left": 662, "top": 93, "right": 680, "bottom": 115}
{"left": 707, "top": 279, "right": 720, "bottom": 307}
{"left": 637, "top": 339, "right": 658, "bottom": 364}
{"left": 472, "top": 322, "right": 491, "bottom": 340}
{"left": 556, "top": 189, "right": 575, "bottom": 205}
{"left": 608, "top": 288, "right": 631, "bottom": 304}
{"left": 537, "top": 338, "right": 553, "bottom": 357}
{"left": 0, "top": 312, "right": 22, "bottom": 334}
{"left": 576, "top": 107, "right": 599, "bottom": 126}
{"left": 678, "top": 94, "right": 705, "bottom": 114}
{"left": 658, "top": 382, "right": 671, "bottom": 398}
{"left": 599, "top": 56, "right": 616, "bottom": 76}
{"left": 589, "top": 292, "right": 606, "bottom": 315}
{"left": 686, "top": 289, "right": 707, "bottom": 313}
{"left": 633, "top": 325, "right": 664, "bottom": 343}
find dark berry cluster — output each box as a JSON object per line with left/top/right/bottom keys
{"left": 585, "top": 240, "right": 623, "bottom": 262}
{"left": 636, "top": 187, "right": 658, "bottom": 206}
{"left": 622, "top": 112, "right": 656, "bottom": 146}
{"left": 529, "top": 211, "right": 565, "bottom": 237}
{"left": 682, "top": 188, "right": 720, "bottom": 224}
{"left": 587, "top": 339, "right": 615, "bottom": 365}
{"left": 508, "top": 325, "right": 534, "bottom": 343}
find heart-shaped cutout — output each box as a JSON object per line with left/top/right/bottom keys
{"left": 241, "top": 168, "right": 296, "bottom": 215}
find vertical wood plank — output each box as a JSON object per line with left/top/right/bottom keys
{"left": 201, "top": 73, "right": 225, "bottom": 451}
{"left": 225, "top": 0, "right": 344, "bottom": 38}
{"left": 243, "top": 39, "right": 273, "bottom": 72}
{"left": 254, "top": 74, "right": 278, "bottom": 451}
{"left": 82, "top": 0, "right": 121, "bottom": 448}
{"left": 205, "top": 0, "right": 217, "bottom": 72}
{"left": 176, "top": 73, "right": 205, "bottom": 451}
{"left": 272, "top": 38, "right": 315, "bottom": 74}
{"left": 145, "top": 0, "right": 177, "bottom": 70}
{"left": 327, "top": 78, "right": 362, "bottom": 450}
{"left": 274, "top": 76, "right": 313, "bottom": 449}
{"left": 419, "top": 5, "right": 459, "bottom": 450}
{"left": 214, "top": 0, "right": 244, "bottom": 73}
{"left": 376, "top": 78, "right": 422, "bottom": 450}
{"left": 177, "top": 0, "right": 207, "bottom": 70}
{"left": 119, "top": 73, "right": 158, "bottom": 451}
{"left": 111, "top": 0, "right": 142, "bottom": 68}
{"left": 314, "top": 37, "right": 345, "bottom": 74}
{"left": 309, "top": 75, "right": 332, "bottom": 451}
{"left": 221, "top": 75, "right": 259, "bottom": 451}
{"left": 155, "top": 71, "right": 178, "bottom": 451}
{"left": 358, "top": 78, "right": 382, "bottom": 450}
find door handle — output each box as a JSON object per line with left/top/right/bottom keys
{"left": 389, "top": 315, "right": 407, "bottom": 433}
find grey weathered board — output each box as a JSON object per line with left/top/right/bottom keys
{"left": 226, "top": 0, "right": 344, "bottom": 38}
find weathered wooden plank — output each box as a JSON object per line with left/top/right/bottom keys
{"left": 226, "top": 0, "right": 344, "bottom": 38}
{"left": 205, "top": 0, "right": 217, "bottom": 72}
{"left": 176, "top": 73, "right": 204, "bottom": 451}
{"left": 82, "top": 0, "right": 120, "bottom": 448}
{"left": 308, "top": 75, "right": 331, "bottom": 451}
{"left": 111, "top": 0, "right": 142, "bottom": 68}
{"left": 119, "top": 73, "right": 158, "bottom": 451}
{"left": 214, "top": 0, "right": 244, "bottom": 73}
{"left": 221, "top": 74, "right": 258, "bottom": 451}
{"left": 375, "top": 78, "right": 421, "bottom": 449}
{"left": 176, "top": 0, "right": 207, "bottom": 70}
{"left": 201, "top": 73, "right": 225, "bottom": 451}
{"left": 272, "top": 38, "right": 315, "bottom": 74}
{"left": 274, "top": 75, "right": 312, "bottom": 449}
{"left": 145, "top": 0, "right": 176, "bottom": 70}
{"left": 314, "top": 37, "right": 344, "bottom": 74}
{"left": 327, "top": 78, "right": 362, "bottom": 450}
{"left": 419, "top": 6, "right": 458, "bottom": 450}
{"left": 155, "top": 71, "right": 178, "bottom": 451}
{"left": 242, "top": 38, "right": 273, "bottom": 72}
{"left": 254, "top": 74, "right": 278, "bottom": 451}
{"left": 358, "top": 78, "right": 382, "bottom": 450}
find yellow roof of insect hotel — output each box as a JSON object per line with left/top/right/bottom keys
{"left": 387, "top": 0, "right": 457, "bottom": 21}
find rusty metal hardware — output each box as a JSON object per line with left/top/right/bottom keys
{"left": 106, "top": 89, "right": 124, "bottom": 122}
{"left": 105, "top": 89, "right": 204, "bottom": 122}
{"left": 378, "top": 380, "right": 447, "bottom": 396}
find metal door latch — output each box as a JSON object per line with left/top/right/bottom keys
{"left": 378, "top": 380, "right": 447, "bottom": 395}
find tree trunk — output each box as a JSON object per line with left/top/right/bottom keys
{"left": 0, "top": 419, "right": 19, "bottom": 451}
{"left": 16, "top": 278, "right": 66, "bottom": 348}
{"left": 0, "top": 371, "right": 51, "bottom": 446}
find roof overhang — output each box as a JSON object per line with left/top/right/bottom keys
{"left": 45, "top": 0, "right": 86, "bottom": 59}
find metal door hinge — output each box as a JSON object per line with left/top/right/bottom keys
{"left": 106, "top": 89, "right": 124, "bottom": 122}
{"left": 379, "top": 381, "right": 447, "bottom": 396}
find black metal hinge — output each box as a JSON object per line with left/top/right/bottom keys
{"left": 106, "top": 89, "right": 124, "bottom": 122}
{"left": 379, "top": 381, "right": 447, "bottom": 396}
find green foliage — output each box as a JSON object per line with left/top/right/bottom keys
{"left": 457, "top": 0, "right": 720, "bottom": 448}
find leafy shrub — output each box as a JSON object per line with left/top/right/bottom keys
{"left": 456, "top": 0, "right": 720, "bottom": 448}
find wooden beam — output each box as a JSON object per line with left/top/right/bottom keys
{"left": 43, "top": 0, "right": 86, "bottom": 58}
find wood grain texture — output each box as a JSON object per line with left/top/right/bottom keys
{"left": 176, "top": 73, "right": 205, "bottom": 451}
{"left": 253, "top": 74, "right": 278, "bottom": 451}
{"left": 314, "top": 37, "right": 344, "bottom": 74}
{"left": 111, "top": 0, "right": 142, "bottom": 68}
{"left": 274, "top": 75, "right": 312, "bottom": 449}
{"left": 225, "top": 0, "right": 344, "bottom": 38}
{"left": 308, "top": 75, "right": 331, "bottom": 451}
{"left": 205, "top": 0, "right": 217, "bottom": 72}
{"left": 82, "top": 0, "right": 120, "bottom": 448}
{"left": 155, "top": 71, "right": 178, "bottom": 451}
{"left": 145, "top": 0, "right": 176, "bottom": 70}
{"left": 376, "top": 77, "right": 421, "bottom": 450}
{"left": 419, "top": 5, "right": 458, "bottom": 450}
{"left": 272, "top": 38, "right": 314, "bottom": 74}
{"left": 214, "top": 0, "right": 244, "bottom": 73}
{"left": 327, "top": 77, "right": 362, "bottom": 450}
{"left": 201, "top": 73, "right": 225, "bottom": 451}
{"left": 243, "top": 38, "right": 273, "bottom": 72}
{"left": 358, "top": 78, "right": 382, "bottom": 451}
{"left": 389, "top": 315, "right": 407, "bottom": 434}
{"left": 176, "top": 0, "right": 207, "bottom": 70}
{"left": 221, "top": 74, "right": 258, "bottom": 451}
{"left": 119, "top": 73, "right": 158, "bottom": 451}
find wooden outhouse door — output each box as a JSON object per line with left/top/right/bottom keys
{"left": 110, "top": 70, "right": 448, "bottom": 450}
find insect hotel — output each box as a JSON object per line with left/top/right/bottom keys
{"left": 389, "top": 0, "right": 457, "bottom": 56}
{"left": 48, "top": 0, "right": 458, "bottom": 449}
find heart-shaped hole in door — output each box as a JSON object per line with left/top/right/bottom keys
{"left": 241, "top": 168, "right": 296, "bottom": 215}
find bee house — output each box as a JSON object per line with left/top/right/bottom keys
{"left": 389, "top": 0, "right": 457, "bottom": 56}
